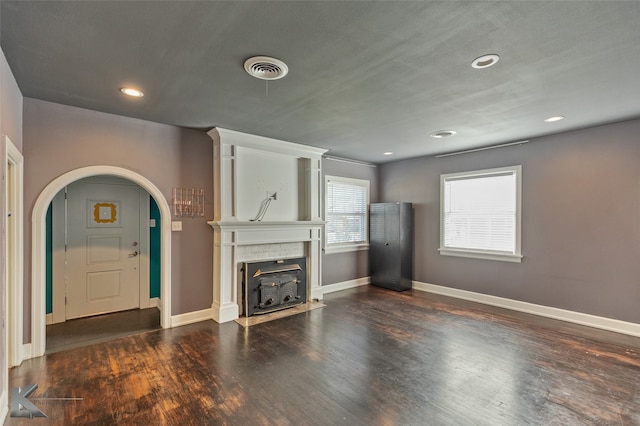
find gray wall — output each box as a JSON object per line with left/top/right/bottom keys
{"left": 321, "top": 157, "right": 378, "bottom": 285}
{"left": 380, "top": 118, "right": 640, "bottom": 324}
{"left": 13, "top": 75, "right": 640, "bottom": 351}
{"left": 23, "top": 98, "right": 213, "bottom": 341}
{"left": 1, "top": 47, "right": 23, "bottom": 410}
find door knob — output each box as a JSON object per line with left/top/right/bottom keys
{"left": 128, "top": 251, "right": 139, "bottom": 258}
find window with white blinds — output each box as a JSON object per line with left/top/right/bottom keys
{"left": 440, "top": 165, "right": 522, "bottom": 262}
{"left": 325, "top": 175, "right": 370, "bottom": 253}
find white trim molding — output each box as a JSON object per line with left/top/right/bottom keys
{"left": 171, "top": 308, "right": 214, "bottom": 328}
{"left": 413, "top": 281, "right": 640, "bottom": 338}
{"left": 21, "top": 344, "right": 32, "bottom": 361}
{"left": 5, "top": 135, "right": 24, "bottom": 369}
{"left": 0, "top": 389, "right": 7, "bottom": 425}
{"left": 323, "top": 244, "right": 369, "bottom": 255}
{"left": 321, "top": 277, "right": 370, "bottom": 295}
{"left": 31, "top": 165, "right": 173, "bottom": 359}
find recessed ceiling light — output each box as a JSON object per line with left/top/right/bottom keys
{"left": 544, "top": 115, "right": 565, "bottom": 122}
{"left": 471, "top": 54, "right": 500, "bottom": 69}
{"left": 383, "top": 152, "right": 393, "bottom": 156}
{"left": 244, "top": 56, "right": 289, "bottom": 80}
{"left": 430, "top": 130, "right": 457, "bottom": 139}
{"left": 120, "top": 87, "right": 144, "bottom": 97}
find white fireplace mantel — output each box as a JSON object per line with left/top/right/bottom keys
{"left": 207, "top": 220, "right": 324, "bottom": 323}
{"left": 207, "top": 128, "right": 327, "bottom": 323}
{"left": 210, "top": 220, "right": 325, "bottom": 242}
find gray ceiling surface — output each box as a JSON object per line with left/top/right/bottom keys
{"left": 2, "top": 1, "right": 640, "bottom": 163}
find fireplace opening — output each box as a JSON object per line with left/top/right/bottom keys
{"left": 243, "top": 257, "right": 307, "bottom": 316}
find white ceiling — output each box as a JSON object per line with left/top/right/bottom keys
{"left": 2, "top": 1, "right": 640, "bottom": 163}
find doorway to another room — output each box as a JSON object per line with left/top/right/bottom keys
{"left": 46, "top": 175, "right": 162, "bottom": 353}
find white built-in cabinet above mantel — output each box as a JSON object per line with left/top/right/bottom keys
{"left": 207, "top": 128, "right": 327, "bottom": 323}
{"left": 207, "top": 127, "right": 327, "bottom": 223}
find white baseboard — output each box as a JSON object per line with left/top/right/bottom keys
{"left": 212, "top": 302, "right": 240, "bottom": 324}
{"left": 21, "top": 343, "right": 32, "bottom": 363}
{"left": 413, "top": 281, "right": 640, "bottom": 338}
{"left": 0, "top": 389, "right": 8, "bottom": 425}
{"left": 322, "top": 277, "right": 370, "bottom": 295}
{"left": 46, "top": 313, "right": 53, "bottom": 325}
{"left": 310, "top": 286, "right": 324, "bottom": 301}
{"left": 149, "top": 297, "right": 160, "bottom": 309}
{"left": 170, "top": 307, "right": 214, "bottom": 328}
{"left": 173, "top": 278, "right": 371, "bottom": 326}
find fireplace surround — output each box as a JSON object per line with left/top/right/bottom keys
{"left": 207, "top": 128, "right": 327, "bottom": 323}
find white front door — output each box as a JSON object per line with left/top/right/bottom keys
{"left": 65, "top": 180, "right": 141, "bottom": 319}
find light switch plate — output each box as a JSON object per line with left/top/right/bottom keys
{"left": 171, "top": 221, "right": 182, "bottom": 231}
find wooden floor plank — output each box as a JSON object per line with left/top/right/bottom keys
{"left": 7, "top": 286, "right": 640, "bottom": 425}
{"left": 45, "top": 308, "right": 160, "bottom": 354}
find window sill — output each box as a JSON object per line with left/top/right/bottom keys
{"left": 438, "top": 248, "right": 522, "bottom": 263}
{"left": 324, "top": 244, "right": 370, "bottom": 255}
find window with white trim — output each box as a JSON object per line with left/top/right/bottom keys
{"left": 440, "top": 165, "right": 522, "bottom": 262}
{"left": 325, "top": 175, "right": 370, "bottom": 253}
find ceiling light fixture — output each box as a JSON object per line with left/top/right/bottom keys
{"left": 383, "top": 151, "right": 393, "bottom": 156}
{"left": 430, "top": 130, "right": 457, "bottom": 139}
{"left": 471, "top": 54, "right": 500, "bottom": 69}
{"left": 544, "top": 115, "right": 565, "bottom": 122}
{"left": 120, "top": 87, "right": 144, "bottom": 98}
{"left": 244, "top": 56, "right": 289, "bottom": 80}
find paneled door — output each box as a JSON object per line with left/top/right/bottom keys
{"left": 65, "top": 180, "right": 141, "bottom": 319}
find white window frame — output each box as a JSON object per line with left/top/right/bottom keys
{"left": 439, "top": 165, "right": 522, "bottom": 263}
{"left": 324, "top": 175, "right": 370, "bottom": 254}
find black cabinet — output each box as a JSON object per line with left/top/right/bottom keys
{"left": 369, "top": 202, "right": 413, "bottom": 291}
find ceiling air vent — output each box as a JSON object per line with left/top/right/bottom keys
{"left": 244, "top": 56, "right": 289, "bottom": 80}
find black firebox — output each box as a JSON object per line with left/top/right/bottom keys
{"left": 243, "top": 257, "right": 307, "bottom": 316}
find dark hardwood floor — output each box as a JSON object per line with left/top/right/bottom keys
{"left": 7, "top": 286, "right": 640, "bottom": 425}
{"left": 45, "top": 308, "right": 161, "bottom": 354}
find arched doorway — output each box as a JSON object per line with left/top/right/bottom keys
{"left": 30, "top": 166, "right": 172, "bottom": 358}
